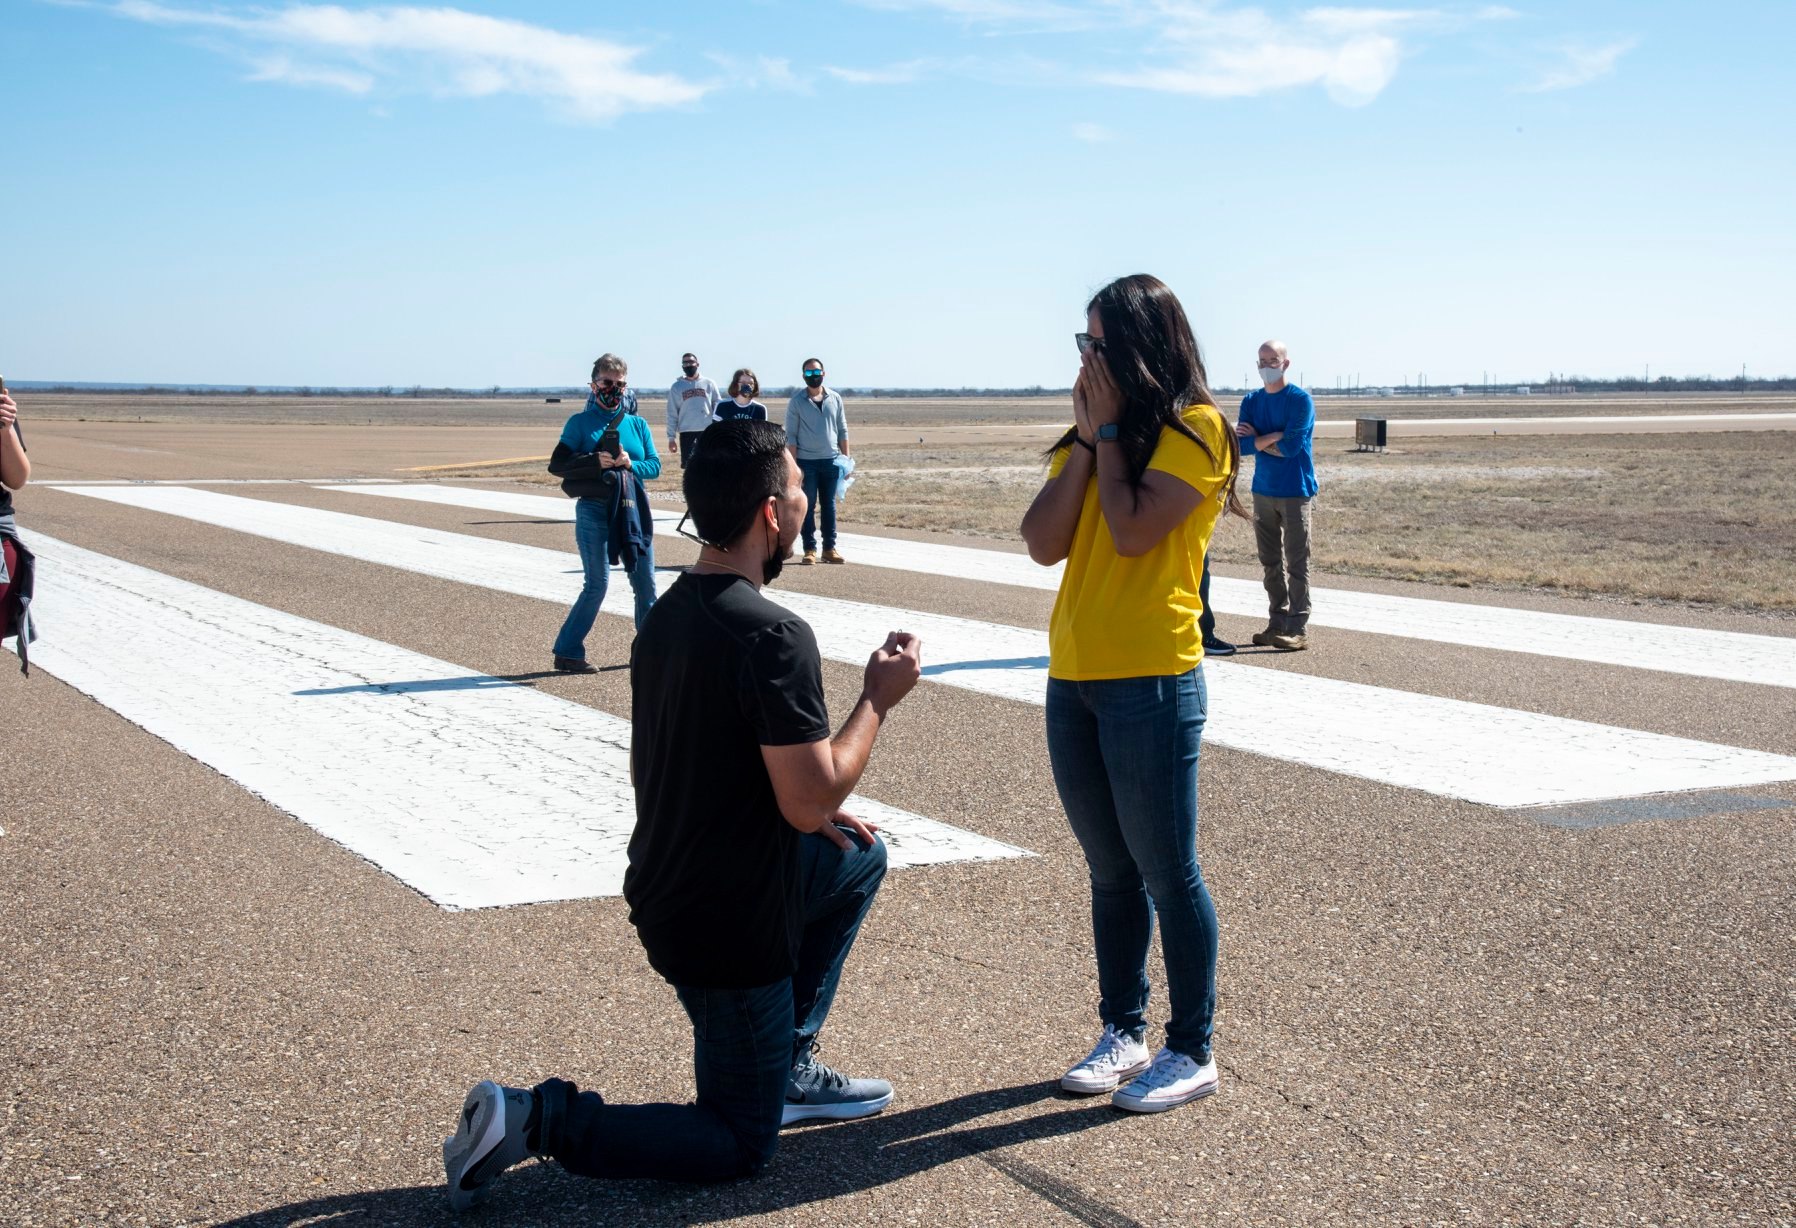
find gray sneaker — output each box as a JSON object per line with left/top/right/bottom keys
{"left": 783, "top": 1047, "right": 893, "bottom": 1125}
{"left": 443, "top": 1081, "right": 538, "bottom": 1212}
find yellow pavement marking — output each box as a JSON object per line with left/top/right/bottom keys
{"left": 396, "top": 455, "right": 550, "bottom": 472}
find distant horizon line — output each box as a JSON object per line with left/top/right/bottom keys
{"left": 9, "top": 374, "right": 1796, "bottom": 398}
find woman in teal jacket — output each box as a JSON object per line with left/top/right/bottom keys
{"left": 548, "top": 354, "right": 662, "bottom": 672}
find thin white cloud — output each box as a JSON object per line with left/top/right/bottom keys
{"left": 247, "top": 55, "right": 374, "bottom": 94}
{"left": 1071, "top": 121, "right": 1115, "bottom": 142}
{"left": 1105, "top": 4, "right": 1423, "bottom": 107}
{"left": 94, "top": 2, "right": 707, "bottom": 121}
{"left": 824, "top": 58, "right": 935, "bottom": 85}
{"left": 1518, "top": 37, "right": 1638, "bottom": 93}
{"left": 853, "top": 0, "right": 1111, "bottom": 33}
{"left": 862, "top": 1, "right": 1518, "bottom": 107}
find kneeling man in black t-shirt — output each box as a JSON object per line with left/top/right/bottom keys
{"left": 445, "top": 420, "right": 923, "bottom": 1210}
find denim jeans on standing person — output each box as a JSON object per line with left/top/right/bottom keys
{"left": 797, "top": 456, "right": 841, "bottom": 553}
{"left": 1198, "top": 554, "right": 1217, "bottom": 643}
{"left": 552, "top": 495, "right": 656, "bottom": 660}
{"left": 1045, "top": 667, "right": 1219, "bottom": 1062}
{"left": 533, "top": 831, "right": 887, "bottom": 1182}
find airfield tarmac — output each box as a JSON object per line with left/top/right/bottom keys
{"left": 3, "top": 407, "right": 1795, "bottom": 1225}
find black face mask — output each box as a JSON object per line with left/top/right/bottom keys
{"left": 594, "top": 386, "right": 622, "bottom": 410}
{"left": 762, "top": 518, "right": 788, "bottom": 585}
{"left": 803, "top": 372, "right": 824, "bottom": 388}
{"left": 683, "top": 364, "right": 699, "bottom": 377}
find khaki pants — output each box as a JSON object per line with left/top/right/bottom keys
{"left": 1253, "top": 494, "right": 1312, "bottom": 634}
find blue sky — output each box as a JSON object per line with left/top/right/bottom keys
{"left": 3, "top": 1, "right": 1792, "bottom": 389}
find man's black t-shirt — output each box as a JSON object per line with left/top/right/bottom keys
{"left": 625, "top": 570, "right": 831, "bottom": 988}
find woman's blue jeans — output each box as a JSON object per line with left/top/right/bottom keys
{"left": 1045, "top": 666, "right": 1219, "bottom": 1062}
{"left": 797, "top": 457, "right": 840, "bottom": 553}
{"left": 552, "top": 496, "right": 656, "bottom": 659}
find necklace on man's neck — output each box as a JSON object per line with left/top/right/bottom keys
{"left": 693, "top": 555, "right": 758, "bottom": 587}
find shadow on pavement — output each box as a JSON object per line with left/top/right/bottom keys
{"left": 214, "top": 1082, "right": 1140, "bottom": 1227}
{"left": 921, "top": 656, "right": 1048, "bottom": 676}
{"left": 292, "top": 668, "right": 626, "bottom": 696}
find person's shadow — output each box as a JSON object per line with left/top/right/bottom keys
{"left": 211, "top": 1081, "right": 1143, "bottom": 1227}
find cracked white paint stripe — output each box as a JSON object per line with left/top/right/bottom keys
{"left": 326, "top": 482, "right": 1796, "bottom": 692}
{"left": 60, "top": 486, "right": 1796, "bottom": 807}
{"left": 14, "top": 531, "right": 1032, "bottom": 911}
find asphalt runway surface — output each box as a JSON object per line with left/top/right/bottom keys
{"left": 4, "top": 428, "right": 1795, "bottom": 1226}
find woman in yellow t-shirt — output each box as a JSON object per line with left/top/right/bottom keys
{"left": 1020, "top": 274, "right": 1243, "bottom": 1114}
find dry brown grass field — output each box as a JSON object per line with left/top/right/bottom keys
{"left": 24, "top": 389, "right": 1796, "bottom": 428}
{"left": 837, "top": 433, "right": 1796, "bottom": 614}
{"left": 23, "top": 391, "right": 1796, "bottom": 615}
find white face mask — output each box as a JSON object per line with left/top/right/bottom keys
{"left": 1258, "top": 366, "right": 1285, "bottom": 385}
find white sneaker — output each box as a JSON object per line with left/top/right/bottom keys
{"left": 1060, "top": 1025, "right": 1152, "bottom": 1094}
{"left": 1111, "top": 1047, "right": 1219, "bottom": 1113}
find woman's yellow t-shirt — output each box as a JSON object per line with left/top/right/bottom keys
{"left": 1047, "top": 404, "right": 1234, "bottom": 681}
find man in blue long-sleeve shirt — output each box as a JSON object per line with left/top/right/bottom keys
{"left": 1236, "top": 340, "right": 1318, "bottom": 652}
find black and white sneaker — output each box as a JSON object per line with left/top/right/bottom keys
{"left": 443, "top": 1081, "right": 538, "bottom": 1212}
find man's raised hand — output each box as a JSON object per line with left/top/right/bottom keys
{"left": 862, "top": 631, "right": 922, "bottom": 716}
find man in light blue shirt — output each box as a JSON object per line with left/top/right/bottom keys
{"left": 1236, "top": 340, "right": 1318, "bottom": 651}
{"left": 783, "top": 357, "right": 850, "bottom": 564}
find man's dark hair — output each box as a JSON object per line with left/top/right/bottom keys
{"left": 802, "top": 356, "right": 824, "bottom": 370}
{"left": 685, "top": 420, "right": 788, "bottom": 545}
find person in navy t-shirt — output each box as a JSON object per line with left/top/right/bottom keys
{"left": 1235, "top": 340, "right": 1319, "bottom": 652}
{"left": 717, "top": 368, "right": 769, "bottom": 423}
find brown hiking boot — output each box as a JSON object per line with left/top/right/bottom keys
{"left": 1269, "top": 633, "right": 1307, "bottom": 652}
{"left": 1250, "top": 629, "right": 1279, "bottom": 647}
{"left": 822, "top": 548, "right": 846, "bottom": 564}
{"left": 800, "top": 550, "right": 818, "bottom": 566}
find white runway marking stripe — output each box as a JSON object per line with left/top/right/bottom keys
{"left": 323, "top": 483, "right": 1796, "bottom": 691}
{"left": 63, "top": 485, "right": 1796, "bottom": 808}
{"left": 14, "top": 531, "right": 1031, "bottom": 911}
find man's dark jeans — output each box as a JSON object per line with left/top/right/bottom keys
{"left": 1198, "top": 554, "right": 1217, "bottom": 643}
{"left": 797, "top": 456, "right": 841, "bottom": 553}
{"left": 534, "top": 831, "right": 887, "bottom": 1182}
{"left": 678, "top": 430, "right": 705, "bottom": 468}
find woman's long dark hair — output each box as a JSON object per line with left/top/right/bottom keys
{"left": 1051, "top": 274, "right": 1245, "bottom": 518}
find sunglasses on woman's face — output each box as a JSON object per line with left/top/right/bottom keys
{"left": 596, "top": 378, "right": 627, "bottom": 390}
{"left": 1074, "top": 333, "right": 1104, "bottom": 354}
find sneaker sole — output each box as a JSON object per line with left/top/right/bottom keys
{"left": 1110, "top": 1077, "right": 1219, "bottom": 1114}
{"left": 781, "top": 1089, "right": 893, "bottom": 1125}
{"left": 1059, "top": 1056, "right": 1153, "bottom": 1095}
{"left": 443, "top": 1081, "right": 507, "bottom": 1212}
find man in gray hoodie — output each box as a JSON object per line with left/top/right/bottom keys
{"left": 667, "top": 352, "right": 720, "bottom": 467}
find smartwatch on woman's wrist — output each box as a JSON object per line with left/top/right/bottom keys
{"left": 1096, "top": 423, "right": 1121, "bottom": 442}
